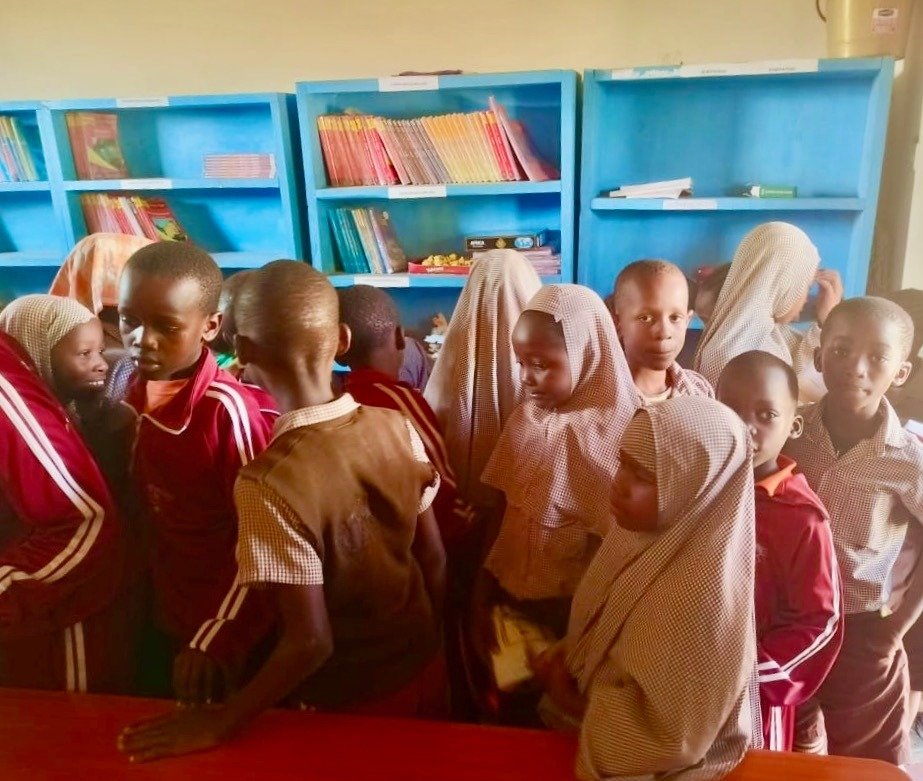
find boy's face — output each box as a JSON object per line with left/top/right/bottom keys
{"left": 50, "top": 318, "right": 108, "bottom": 402}
{"left": 614, "top": 273, "right": 691, "bottom": 373}
{"left": 611, "top": 450, "right": 659, "bottom": 532}
{"left": 118, "top": 269, "right": 221, "bottom": 381}
{"left": 816, "top": 313, "right": 912, "bottom": 416}
{"left": 512, "top": 310, "right": 573, "bottom": 410}
{"left": 717, "top": 364, "right": 802, "bottom": 477}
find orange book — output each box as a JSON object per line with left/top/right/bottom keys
{"left": 66, "top": 112, "right": 129, "bottom": 180}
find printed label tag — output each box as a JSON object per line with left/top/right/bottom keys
{"left": 363, "top": 274, "right": 411, "bottom": 287}
{"left": 662, "top": 199, "right": 717, "bottom": 210}
{"left": 378, "top": 76, "right": 439, "bottom": 92}
{"left": 680, "top": 60, "right": 818, "bottom": 77}
{"left": 115, "top": 97, "right": 169, "bottom": 108}
{"left": 387, "top": 185, "right": 447, "bottom": 199}
{"left": 119, "top": 178, "right": 173, "bottom": 189}
{"left": 872, "top": 8, "right": 899, "bottom": 34}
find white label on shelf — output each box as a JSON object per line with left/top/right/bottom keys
{"left": 119, "top": 178, "right": 173, "bottom": 189}
{"left": 378, "top": 76, "right": 439, "bottom": 92}
{"left": 679, "top": 60, "right": 818, "bottom": 78}
{"left": 609, "top": 66, "right": 679, "bottom": 80}
{"left": 872, "top": 8, "right": 899, "bottom": 35}
{"left": 662, "top": 199, "right": 718, "bottom": 210}
{"left": 363, "top": 275, "right": 411, "bottom": 288}
{"left": 115, "top": 97, "right": 169, "bottom": 108}
{"left": 387, "top": 185, "right": 447, "bottom": 199}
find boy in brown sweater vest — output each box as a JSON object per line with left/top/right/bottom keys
{"left": 119, "top": 261, "right": 446, "bottom": 762}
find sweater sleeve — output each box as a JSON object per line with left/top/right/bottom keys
{"left": 757, "top": 514, "right": 843, "bottom": 707}
{"left": 0, "top": 371, "right": 120, "bottom": 636}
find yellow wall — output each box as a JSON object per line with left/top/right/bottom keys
{"left": 0, "top": 0, "right": 919, "bottom": 286}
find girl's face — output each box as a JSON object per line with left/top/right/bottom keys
{"left": 51, "top": 319, "right": 108, "bottom": 402}
{"left": 610, "top": 450, "right": 659, "bottom": 532}
{"left": 512, "top": 310, "right": 573, "bottom": 410}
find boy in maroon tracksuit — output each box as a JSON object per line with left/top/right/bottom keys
{"left": 0, "top": 331, "right": 124, "bottom": 692}
{"left": 718, "top": 350, "right": 843, "bottom": 752}
{"left": 119, "top": 242, "right": 275, "bottom": 702}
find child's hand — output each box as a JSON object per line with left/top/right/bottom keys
{"left": 530, "top": 642, "right": 585, "bottom": 719}
{"left": 814, "top": 269, "right": 844, "bottom": 325}
{"left": 173, "top": 648, "right": 224, "bottom": 707}
{"left": 117, "top": 705, "right": 232, "bottom": 763}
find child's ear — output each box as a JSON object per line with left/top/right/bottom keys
{"left": 892, "top": 360, "right": 913, "bottom": 388}
{"left": 789, "top": 414, "right": 804, "bottom": 440}
{"left": 335, "top": 323, "right": 352, "bottom": 360}
{"left": 395, "top": 325, "right": 406, "bottom": 352}
{"left": 813, "top": 346, "right": 823, "bottom": 374}
{"left": 201, "top": 311, "right": 222, "bottom": 345}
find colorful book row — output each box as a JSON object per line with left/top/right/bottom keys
{"left": 329, "top": 207, "right": 408, "bottom": 274}
{"left": 81, "top": 193, "right": 187, "bottom": 242}
{"left": 0, "top": 116, "right": 38, "bottom": 182}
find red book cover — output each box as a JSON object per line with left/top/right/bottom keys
{"left": 65, "top": 112, "right": 129, "bottom": 180}
{"left": 316, "top": 116, "right": 340, "bottom": 186}
{"left": 130, "top": 196, "right": 159, "bottom": 240}
{"left": 331, "top": 117, "right": 357, "bottom": 186}
{"left": 139, "top": 197, "right": 187, "bottom": 241}
{"left": 484, "top": 110, "right": 515, "bottom": 181}
{"left": 364, "top": 117, "right": 399, "bottom": 185}
{"left": 488, "top": 98, "right": 557, "bottom": 182}
{"left": 374, "top": 118, "right": 410, "bottom": 185}
{"left": 358, "top": 116, "right": 386, "bottom": 185}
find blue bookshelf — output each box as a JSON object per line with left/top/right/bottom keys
{"left": 295, "top": 70, "right": 577, "bottom": 306}
{"left": 577, "top": 58, "right": 895, "bottom": 303}
{"left": 39, "top": 93, "right": 304, "bottom": 271}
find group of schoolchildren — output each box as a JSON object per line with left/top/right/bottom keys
{"left": 0, "top": 220, "right": 921, "bottom": 780}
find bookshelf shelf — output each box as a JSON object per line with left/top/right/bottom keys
{"left": 589, "top": 197, "right": 866, "bottom": 212}
{"left": 62, "top": 178, "right": 280, "bottom": 192}
{"left": 578, "top": 58, "right": 894, "bottom": 300}
{"left": 314, "top": 181, "right": 562, "bottom": 201}
{"left": 296, "top": 69, "right": 577, "bottom": 322}
{"left": 41, "top": 93, "right": 303, "bottom": 270}
{"left": 0, "top": 251, "right": 64, "bottom": 267}
{"left": 326, "top": 272, "right": 564, "bottom": 289}
{"left": 0, "top": 181, "right": 52, "bottom": 193}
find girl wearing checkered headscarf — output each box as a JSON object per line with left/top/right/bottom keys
{"left": 563, "top": 397, "right": 758, "bottom": 780}
{"left": 424, "top": 250, "right": 542, "bottom": 509}
{"left": 478, "top": 284, "right": 639, "bottom": 635}
{"left": 693, "top": 222, "right": 825, "bottom": 401}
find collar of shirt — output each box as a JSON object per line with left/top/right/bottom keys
{"left": 272, "top": 393, "right": 359, "bottom": 440}
{"left": 755, "top": 454, "right": 798, "bottom": 497}
{"left": 803, "top": 397, "right": 906, "bottom": 457}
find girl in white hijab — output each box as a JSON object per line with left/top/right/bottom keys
{"left": 693, "top": 222, "right": 842, "bottom": 401}
{"left": 536, "top": 396, "right": 759, "bottom": 780}
{"left": 424, "top": 249, "right": 542, "bottom": 509}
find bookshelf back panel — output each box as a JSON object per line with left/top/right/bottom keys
{"left": 315, "top": 193, "right": 560, "bottom": 273}
{"left": 579, "top": 211, "right": 859, "bottom": 299}
{"left": 56, "top": 105, "right": 277, "bottom": 180}
{"left": 301, "top": 83, "right": 564, "bottom": 189}
{"left": 66, "top": 191, "right": 292, "bottom": 254}
{"left": 586, "top": 73, "right": 875, "bottom": 198}
{"left": 0, "top": 268, "right": 58, "bottom": 304}
{"left": 0, "top": 193, "right": 64, "bottom": 253}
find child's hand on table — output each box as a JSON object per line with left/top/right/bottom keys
{"left": 529, "top": 641, "right": 586, "bottom": 720}
{"left": 814, "top": 269, "right": 844, "bottom": 325}
{"left": 117, "top": 704, "right": 233, "bottom": 762}
{"left": 173, "top": 648, "right": 225, "bottom": 706}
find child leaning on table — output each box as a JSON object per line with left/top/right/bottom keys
{"left": 119, "top": 261, "right": 447, "bottom": 762}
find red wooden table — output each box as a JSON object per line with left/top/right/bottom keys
{"left": 0, "top": 688, "right": 906, "bottom": 780}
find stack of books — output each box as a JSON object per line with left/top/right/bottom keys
{"left": 66, "top": 112, "right": 129, "bottom": 180}
{"left": 316, "top": 96, "right": 556, "bottom": 187}
{"left": 489, "top": 605, "right": 556, "bottom": 692}
{"left": 605, "top": 177, "right": 693, "bottom": 199}
{"left": 471, "top": 245, "right": 561, "bottom": 276}
{"left": 0, "top": 116, "right": 38, "bottom": 182}
{"left": 203, "top": 153, "right": 276, "bottom": 178}
{"left": 81, "top": 193, "right": 187, "bottom": 241}
{"left": 329, "top": 207, "right": 408, "bottom": 274}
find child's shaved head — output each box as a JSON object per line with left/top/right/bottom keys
{"left": 823, "top": 297, "right": 915, "bottom": 360}
{"left": 719, "top": 349, "right": 799, "bottom": 403}
{"left": 337, "top": 285, "right": 401, "bottom": 365}
{"left": 613, "top": 259, "right": 687, "bottom": 311}
{"left": 124, "top": 242, "right": 222, "bottom": 314}
{"left": 235, "top": 260, "right": 340, "bottom": 364}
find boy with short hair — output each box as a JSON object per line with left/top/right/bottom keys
{"left": 118, "top": 242, "right": 275, "bottom": 702}
{"left": 784, "top": 296, "right": 923, "bottom": 764}
{"left": 717, "top": 350, "right": 842, "bottom": 753}
{"left": 611, "top": 259, "right": 713, "bottom": 404}
{"left": 0, "top": 329, "right": 123, "bottom": 692}
{"left": 119, "top": 261, "right": 446, "bottom": 762}
{"left": 337, "top": 285, "right": 474, "bottom": 551}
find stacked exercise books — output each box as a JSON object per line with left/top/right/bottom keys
{"left": 66, "top": 112, "right": 129, "bottom": 180}
{"left": 467, "top": 230, "right": 560, "bottom": 275}
{"left": 0, "top": 116, "right": 38, "bottom": 182}
{"left": 81, "top": 193, "right": 187, "bottom": 241}
{"left": 203, "top": 153, "right": 276, "bottom": 178}
{"left": 329, "top": 207, "right": 408, "bottom": 274}
{"left": 316, "top": 96, "right": 557, "bottom": 187}
{"left": 604, "top": 177, "right": 693, "bottom": 199}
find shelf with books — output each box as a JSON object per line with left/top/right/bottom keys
{"left": 325, "top": 272, "right": 564, "bottom": 289}
{"left": 589, "top": 197, "right": 866, "bottom": 212}
{"left": 42, "top": 93, "right": 304, "bottom": 263}
{"left": 578, "top": 58, "right": 894, "bottom": 301}
{"left": 297, "top": 70, "right": 577, "bottom": 294}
